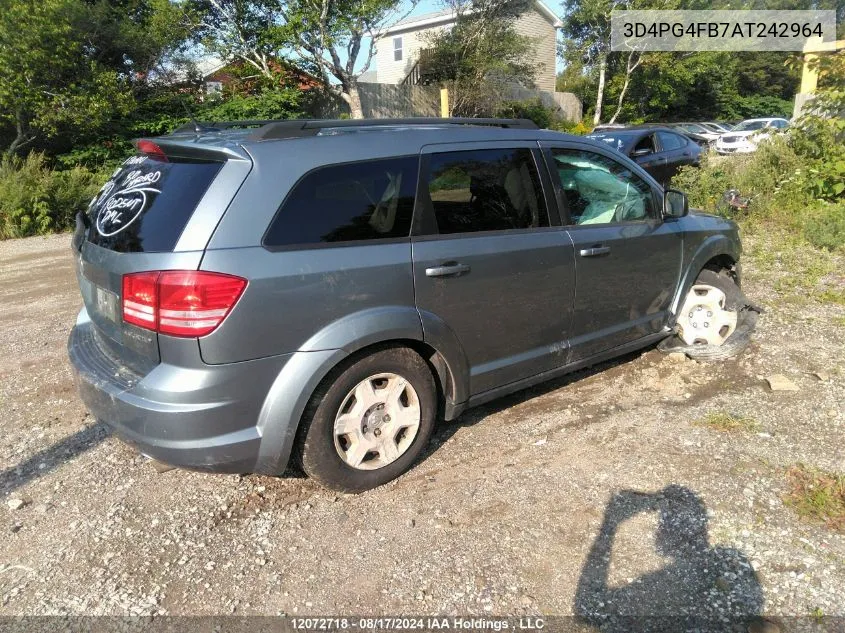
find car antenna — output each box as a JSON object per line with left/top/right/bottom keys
{"left": 180, "top": 99, "right": 216, "bottom": 134}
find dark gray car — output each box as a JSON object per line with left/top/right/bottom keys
{"left": 68, "top": 118, "right": 743, "bottom": 492}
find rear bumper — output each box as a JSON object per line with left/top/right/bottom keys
{"left": 68, "top": 310, "right": 291, "bottom": 473}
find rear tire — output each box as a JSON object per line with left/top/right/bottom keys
{"left": 295, "top": 347, "right": 437, "bottom": 493}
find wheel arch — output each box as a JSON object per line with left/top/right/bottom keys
{"left": 670, "top": 235, "right": 740, "bottom": 321}
{"left": 254, "top": 308, "right": 469, "bottom": 475}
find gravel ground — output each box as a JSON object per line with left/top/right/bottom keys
{"left": 0, "top": 233, "right": 843, "bottom": 624}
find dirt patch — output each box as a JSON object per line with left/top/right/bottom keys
{"left": 0, "top": 233, "right": 843, "bottom": 619}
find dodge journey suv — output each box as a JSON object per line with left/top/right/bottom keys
{"left": 69, "top": 118, "right": 743, "bottom": 492}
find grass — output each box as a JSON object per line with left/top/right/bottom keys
{"left": 817, "top": 288, "right": 845, "bottom": 306}
{"left": 695, "top": 411, "right": 759, "bottom": 433}
{"left": 810, "top": 607, "right": 827, "bottom": 623}
{"left": 783, "top": 464, "right": 845, "bottom": 532}
{"left": 743, "top": 230, "right": 844, "bottom": 311}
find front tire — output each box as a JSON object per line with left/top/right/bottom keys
{"left": 295, "top": 347, "right": 437, "bottom": 493}
{"left": 663, "top": 268, "right": 757, "bottom": 361}
{"left": 676, "top": 269, "right": 741, "bottom": 346}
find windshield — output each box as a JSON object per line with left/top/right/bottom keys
{"left": 680, "top": 123, "right": 708, "bottom": 133}
{"left": 733, "top": 120, "right": 768, "bottom": 132}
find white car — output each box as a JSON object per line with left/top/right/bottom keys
{"left": 672, "top": 123, "right": 722, "bottom": 143}
{"left": 715, "top": 118, "right": 790, "bottom": 154}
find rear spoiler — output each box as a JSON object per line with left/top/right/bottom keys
{"left": 133, "top": 138, "right": 249, "bottom": 162}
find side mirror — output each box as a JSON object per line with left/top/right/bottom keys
{"left": 664, "top": 189, "right": 688, "bottom": 218}
{"left": 632, "top": 147, "right": 652, "bottom": 157}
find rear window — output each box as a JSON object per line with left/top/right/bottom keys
{"left": 263, "top": 156, "right": 419, "bottom": 248}
{"left": 86, "top": 154, "right": 222, "bottom": 253}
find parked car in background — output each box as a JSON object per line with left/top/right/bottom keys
{"left": 702, "top": 122, "right": 734, "bottom": 133}
{"left": 676, "top": 130, "right": 715, "bottom": 149}
{"left": 586, "top": 126, "right": 702, "bottom": 185}
{"left": 591, "top": 123, "right": 628, "bottom": 132}
{"left": 68, "top": 117, "right": 744, "bottom": 493}
{"left": 715, "top": 117, "right": 790, "bottom": 154}
{"left": 670, "top": 123, "right": 722, "bottom": 144}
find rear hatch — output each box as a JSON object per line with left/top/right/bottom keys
{"left": 72, "top": 138, "right": 250, "bottom": 374}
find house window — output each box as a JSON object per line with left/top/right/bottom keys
{"left": 393, "top": 37, "right": 403, "bottom": 62}
{"left": 204, "top": 80, "right": 222, "bottom": 97}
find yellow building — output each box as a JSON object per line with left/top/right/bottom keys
{"left": 793, "top": 37, "right": 845, "bottom": 119}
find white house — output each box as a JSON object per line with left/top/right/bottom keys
{"left": 371, "top": 1, "right": 562, "bottom": 92}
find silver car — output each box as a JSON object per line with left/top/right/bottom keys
{"left": 69, "top": 118, "right": 744, "bottom": 492}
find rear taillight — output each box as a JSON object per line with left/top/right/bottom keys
{"left": 122, "top": 272, "right": 159, "bottom": 329}
{"left": 122, "top": 271, "right": 247, "bottom": 337}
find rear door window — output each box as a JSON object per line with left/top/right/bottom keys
{"left": 86, "top": 154, "right": 222, "bottom": 253}
{"left": 263, "top": 156, "right": 418, "bottom": 248}
{"left": 424, "top": 148, "right": 548, "bottom": 234}
{"left": 632, "top": 134, "right": 657, "bottom": 155}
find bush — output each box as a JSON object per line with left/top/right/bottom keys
{"left": 0, "top": 153, "right": 103, "bottom": 239}
{"left": 200, "top": 87, "right": 304, "bottom": 123}
{"left": 673, "top": 137, "right": 806, "bottom": 219}
{"left": 54, "top": 87, "right": 305, "bottom": 173}
{"left": 495, "top": 98, "right": 553, "bottom": 129}
{"left": 803, "top": 205, "right": 845, "bottom": 252}
{"left": 672, "top": 137, "right": 844, "bottom": 253}
{"left": 494, "top": 98, "right": 588, "bottom": 133}
{"left": 553, "top": 118, "right": 592, "bottom": 135}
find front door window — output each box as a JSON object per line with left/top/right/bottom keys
{"left": 551, "top": 149, "right": 655, "bottom": 225}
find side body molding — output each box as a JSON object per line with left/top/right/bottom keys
{"left": 669, "top": 234, "right": 741, "bottom": 323}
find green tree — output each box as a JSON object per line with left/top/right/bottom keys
{"left": 422, "top": 0, "right": 537, "bottom": 116}
{"left": 0, "top": 0, "right": 192, "bottom": 157}
{"left": 193, "top": 0, "right": 419, "bottom": 118}
{"left": 560, "top": 0, "right": 681, "bottom": 125}
{"left": 189, "top": 0, "right": 288, "bottom": 80}
{"left": 559, "top": 0, "right": 614, "bottom": 125}
{"left": 559, "top": 0, "right": 836, "bottom": 125}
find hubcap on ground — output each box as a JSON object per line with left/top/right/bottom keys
{"left": 677, "top": 284, "right": 738, "bottom": 346}
{"left": 333, "top": 372, "right": 421, "bottom": 470}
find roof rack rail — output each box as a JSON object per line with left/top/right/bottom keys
{"left": 171, "top": 117, "right": 538, "bottom": 138}
{"left": 240, "top": 117, "right": 538, "bottom": 141}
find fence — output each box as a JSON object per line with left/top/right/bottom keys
{"left": 314, "top": 82, "right": 582, "bottom": 123}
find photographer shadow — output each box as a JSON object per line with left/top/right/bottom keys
{"left": 574, "top": 485, "right": 765, "bottom": 633}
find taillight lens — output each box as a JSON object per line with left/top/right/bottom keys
{"left": 122, "top": 271, "right": 247, "bottom": 338}
{"left": 123, "top": 272, "right": 158, "bottom": 329}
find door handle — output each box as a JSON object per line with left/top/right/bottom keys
{"left": 579, "top": 246, "right": 611, "bottom": 257}
{"left": 425, "top": 262, "right": 471, "bottom": 277}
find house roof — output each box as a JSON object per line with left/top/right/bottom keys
{"left": 379, "top": 0, "right": 562, "bottom": 36}
{"left": 197, "top": 57, "right": 227, "bottom": 78}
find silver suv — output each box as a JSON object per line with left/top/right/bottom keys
{"left": 69, "top": 118, "right": 743, "bottom": 492}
